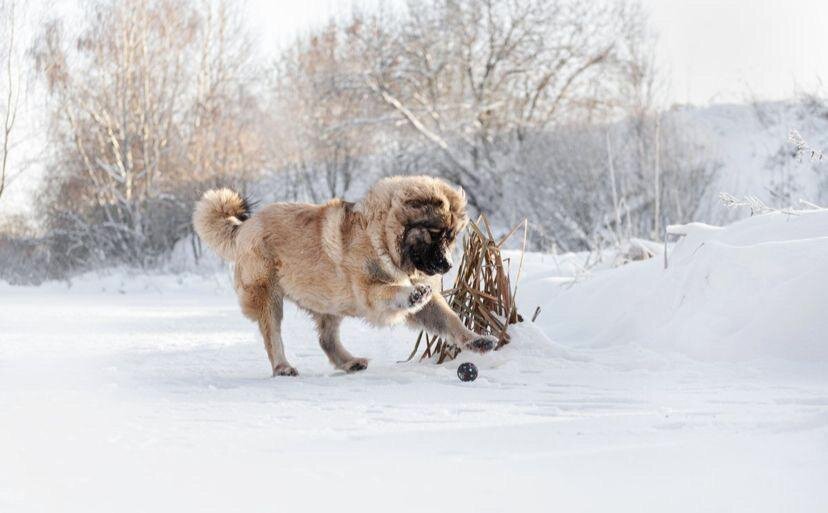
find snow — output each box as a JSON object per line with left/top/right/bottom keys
{"left": 523, "top": 208, "right": 828, "bottom": 362}
{"left": 2, "top": 210, "right": 828, "bottom": 512}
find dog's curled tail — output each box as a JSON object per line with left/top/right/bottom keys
{"left": 193, "top": 188, "right": 252, "bottom": 261}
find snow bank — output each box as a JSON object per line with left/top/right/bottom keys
{"left": 519, "top": 208, "right": 828, "bottom": 362}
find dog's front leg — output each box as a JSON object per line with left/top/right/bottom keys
{"left": 407, "top": 293, "right": 497, "bottom": 353}
{"left": 365, "top": 281, "right": 434, "bottom": 315}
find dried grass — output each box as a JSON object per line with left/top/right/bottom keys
{"left": 405, "top": 215, "right": 527, "bottom": 363}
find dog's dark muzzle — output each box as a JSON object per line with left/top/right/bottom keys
{"left": 407, "top": 234, "right": 454, "bottom": 276}
{"left": 423, "top": 260, "right": 451, "bottom": 276}
{"left": 420, "top": 250, "right": 452, "bottom": 276}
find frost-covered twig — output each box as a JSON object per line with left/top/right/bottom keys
{"left": 798, "top": 199, "right": 825, "bottom": 210}
{"left": 789, "top": 129, "right": 824, "bottom": 162}
{"left": 719, "top": 192, "right": 771, "bottom": 214}
{"left": 719, "top": 192, "right": 799, "bottom": 216}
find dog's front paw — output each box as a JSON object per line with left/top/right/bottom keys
{"left": 466, "top": 335, "right": 498, "bottom": 353}
{"left": 407, "top": 283, "right": 432, "bottom": 311}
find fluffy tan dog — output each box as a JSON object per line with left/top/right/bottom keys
{"left": 193, "top": 175, "right": 496, "bottom": 376}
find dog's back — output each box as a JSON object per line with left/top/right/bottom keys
{"left": 235, "top": 199, "right": 366, "bottom": 316}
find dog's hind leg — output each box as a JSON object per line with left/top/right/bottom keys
{"left": 312, "top": 313, "right": 368, "bottom": 373}
{"left": 262, "top": 293, "right": 298, "bottom": 376}
{"left": 241, "top": 282, "right": 298, "bottom": 377}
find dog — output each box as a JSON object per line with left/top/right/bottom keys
{"left": 193, "top": 175, "right": 497, "bottom": 376}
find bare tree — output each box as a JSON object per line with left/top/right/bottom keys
{"left": 273, "top": 22, "right": 381, "bottom": 200}
{"left": 31, "top": 0, "right": 269, "bottom": 269}
{"left": 348, "top": 0, "right": 645, "bottom": 212}
{"left": 0, "top": 0, "right": 21, "bottom": 202}
{"left": 269, "top": 0, "right": 706, "bottom": 252}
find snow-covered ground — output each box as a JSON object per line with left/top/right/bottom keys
{"left": 2, "top": 210, "right": 827, "bottom": 513}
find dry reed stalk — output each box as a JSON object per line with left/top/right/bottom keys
{"left": 404, "top": 214, "right": 527, "bottom": 363}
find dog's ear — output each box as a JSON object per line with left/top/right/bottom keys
{"left": 449, "top": 185, "right": 469, "bottom": 228}
{"left": 458, "top": 211, "right": 469, "bottom": 229}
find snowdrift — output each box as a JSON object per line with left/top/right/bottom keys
{"left": 518, "top": 208, "right": 828, "bottom": 362}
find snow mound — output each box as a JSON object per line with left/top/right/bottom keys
{"left": 521, "top": 208, "right": 828, "bottom": 362}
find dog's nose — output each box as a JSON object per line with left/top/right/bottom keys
{"left": 435, "top": 251, "right": 452, "bottom": 274}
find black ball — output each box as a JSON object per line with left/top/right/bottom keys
{"left": 457, "top": 362, "right": 478, "bottom": 382}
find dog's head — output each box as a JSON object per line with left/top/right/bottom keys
{"left": 382, "top": 177, "right": 469, "bottom": 276}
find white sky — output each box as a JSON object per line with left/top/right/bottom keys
{"left": 2, "top": 0, "right": 828, "bottom": 217}
{"left": 639, "top": 0, "right": 828, "bottom": 105}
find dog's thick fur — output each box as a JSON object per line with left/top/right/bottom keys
{"left": 193, "top": 175, "right": 496, "bottom": 376}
